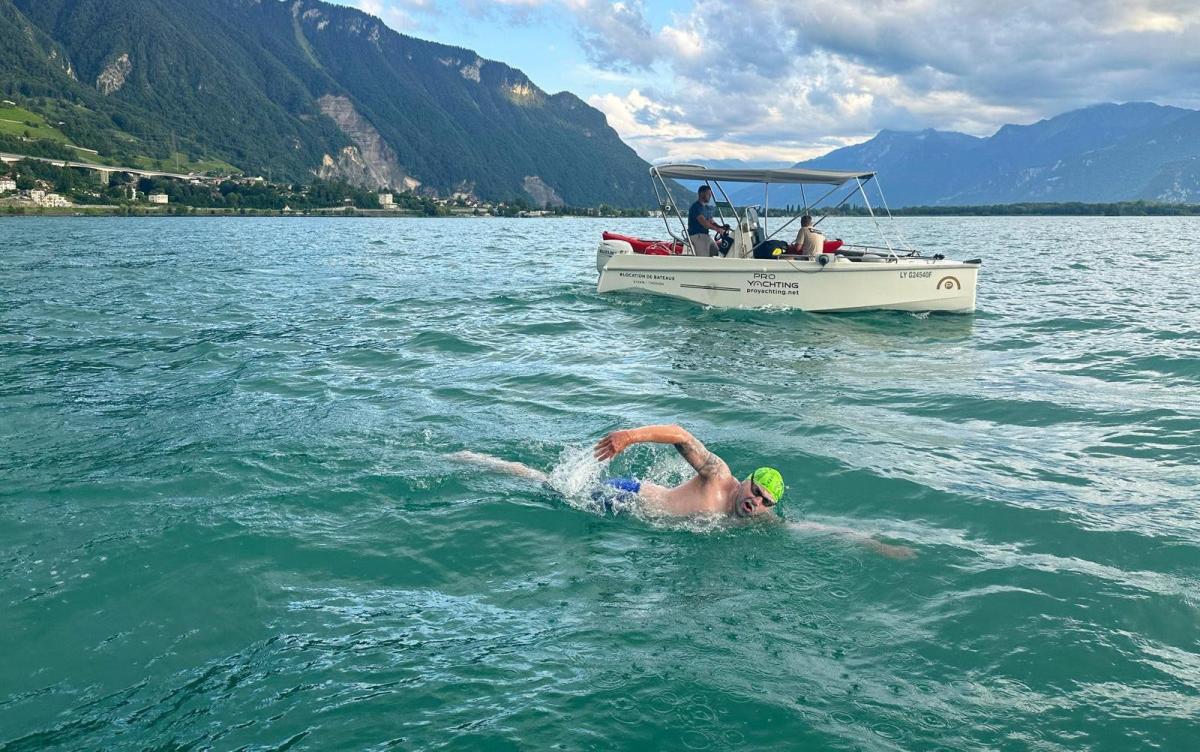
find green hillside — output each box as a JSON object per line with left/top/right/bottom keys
{"left": 0, "top": 103, "right": 69, "bottom": 142}
{"left": 0, "top": 0, "right": 656, "bottom": 206}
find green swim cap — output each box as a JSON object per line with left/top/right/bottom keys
{"left": 748, "top": 467, "right": 784, "bottom": 504}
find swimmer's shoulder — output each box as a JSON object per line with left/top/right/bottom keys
{"left": 636, "top": 480, "right": 669, "bottom": 500}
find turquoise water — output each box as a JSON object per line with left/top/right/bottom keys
{"left": 2, "top": 216, "right": 1198, "bottom": 750}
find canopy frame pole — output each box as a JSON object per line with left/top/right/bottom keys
{"left": 763, "top": 182, "right": 769, "bottom": 238}
{"left": 801, "top": 184, "right": 808, "bottom": 216}
{"left": 650, "top": 167, "right": 691, "bottom": 252}
{"left": 856, "top": 176, "right": 895, "bottom": 260}
{"left": 769, "top": 182, "right": 843, "bottom": 240}
{"left": 818, "top": 184, "right": 860, "bottom": 220}
{"left": 710, "top": 179, "right": 742, "bottom": 240}
{"left": 872, "top": 174, "right": 917, "bottom": 258}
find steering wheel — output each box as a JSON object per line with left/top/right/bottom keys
{"left": 715, "top": 227, "right": 734, "bottom": 256}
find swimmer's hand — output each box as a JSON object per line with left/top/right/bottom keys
{"left": 866, "top": 541, "right": 917, "bottom": 560}
{"left": 594, "top": 430, "right": 634, "bottom": 461}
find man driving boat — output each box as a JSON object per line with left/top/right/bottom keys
{"left": 687, "top": 185, "right": 730, "bottom": 257}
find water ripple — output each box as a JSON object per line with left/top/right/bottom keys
{"left": 2, "top": 216, "right": 1199, "bottom": 750}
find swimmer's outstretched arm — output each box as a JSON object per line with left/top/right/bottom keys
{"left": 448, "top": 450, "right": 549, "bottom": 484}
{"left": 788, "top": 521, "right": 916, "bottom": 560}
{"left": 594, "top": 424, "right": 730, "bottom": 479}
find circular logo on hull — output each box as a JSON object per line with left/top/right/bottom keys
{"left": 937, "top": 275, "right": 962, "bottom": 291}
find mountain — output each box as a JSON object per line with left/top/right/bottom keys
{"left": 0, "top": 0, "right": 655, "bottom": 206}
{"left": 738, "top": 103, "right": 1200, "bottom": 208}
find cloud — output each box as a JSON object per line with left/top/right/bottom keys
{"left": 568, "top": 0, "right": 658, "bottom": 70}
{"left": 571, "top": 0, "right": 1200, "bottom": 161}
{"left": 336, "top": 1, "right": 1200, "bottom": 163}
{"left": 350, "top": 0, "right": 440, "bottom": 30}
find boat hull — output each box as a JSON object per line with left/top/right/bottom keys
{"left": 596, "top": 251, "right": 979, "bottom": 312}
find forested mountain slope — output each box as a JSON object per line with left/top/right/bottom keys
{"left": 0, "top": 0, "right": 655, "bottom": 206}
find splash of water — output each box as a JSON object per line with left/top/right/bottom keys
{"left": 546, "top": 444, "right": 603, "bottom": 499}
{"left": 546, "top": 445, "right": 734, "bottom": 533}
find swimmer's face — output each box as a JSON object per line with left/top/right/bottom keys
{"left": 735, "top": 478, "right": 777, "bottom": 517}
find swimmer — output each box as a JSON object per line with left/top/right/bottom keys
{"left": 452, "top": 424, "right": 915, "bottom": 557}
{"left": 591, "top": 424, "right": 781, "bottom": 518}
{"left": 453, "top": 425, "right": 777, "bottom": 517}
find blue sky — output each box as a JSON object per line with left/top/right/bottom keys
{"left": 331, "top": 1, "right": 1200, "bottom": 164}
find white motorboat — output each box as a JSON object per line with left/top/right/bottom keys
{"left": 596, "top": 164, "right": 981, "bottom": 313}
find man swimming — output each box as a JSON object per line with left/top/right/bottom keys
{"left": 452, "top": 423, "right": 916, "bottom": 557}
{"left": 592, "top": 424, "right": 782, "bottom": 518}
{"left": 453, "top": 424, "right": 780, "bottom": 518}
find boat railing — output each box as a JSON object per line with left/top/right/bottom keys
{"left": 837, "top": 243, "right": 921, "bottom": 256}
{"left": 650, "top": 167, "right": 745, "bottom": 256}
{"left": 647, "top": 163, "right": 918, "bottom": 261}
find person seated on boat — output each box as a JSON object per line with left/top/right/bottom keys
{"left": 788, "top": 215, "right": 824, "bottom": 257}
{"left": 687, "top": 186, "right": 730, "bottom": 257}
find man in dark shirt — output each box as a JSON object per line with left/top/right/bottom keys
{"left": 687, "top": 185, "right": 727, "bottom": 257}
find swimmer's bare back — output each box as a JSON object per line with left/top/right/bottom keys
{"left": 594, "top": 424, "right": 742, "bottom": 516}
{"left": 449, "top": 445, "right": 720, "bottom": 518}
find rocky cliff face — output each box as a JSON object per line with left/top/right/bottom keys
{"left": 1142, "top": 158, "right": 1200, "bottom": 202}
{"left": 316, "top": 94, "right": 413, "bottom": 190}
{"left": 96, "top": 53, "right": 130, "bottom": 95}
{"left": 522, "top": 176, "right": 563, "bottom": 207}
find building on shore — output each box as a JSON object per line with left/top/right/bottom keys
{"left": 148, "top": 193, "right": 169, "bottom": 205}
{"left": 24, "top": 190, "right": 72, "bottom": 207}
{"left": 378, "top": 192, "right": 394, "bottom": 207}
{"left": 0, "top": 178, "right": 16, "bottom": 193}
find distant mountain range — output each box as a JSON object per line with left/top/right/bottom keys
{"left": 3, "top": 0, "right": 1197, "bottom": 210}
{"left": 0, "top": 0, "right": 655, "bottom": 206}
{"left": 737, "top": 103, "right": 1200, "bottom": 208}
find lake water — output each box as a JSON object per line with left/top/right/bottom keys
{"left": 2, "top": 216, "right": 1198, "bottom": 750}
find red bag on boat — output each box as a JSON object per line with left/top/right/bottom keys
{"left": 603, "top": 231, "right": 683, "bottom": 255}
{"left": 603, "top": 231, "right": 654, "bottom": 252}
{"left": 823, "top": 239, "right": 843, "bottom": 254}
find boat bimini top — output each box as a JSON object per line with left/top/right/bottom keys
{"left": 649, "top": 164, "right": 875, "bottom": 185}
{"left": 648, "top": 162, "right": 916, "bottom": 260}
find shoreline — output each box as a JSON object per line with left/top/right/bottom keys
{"left": 4, "top": 207, "right": 1199, "bottom": 218}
